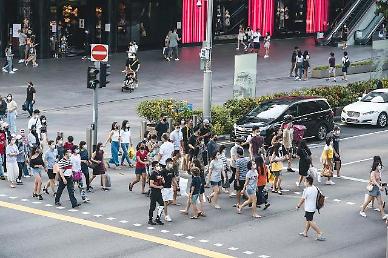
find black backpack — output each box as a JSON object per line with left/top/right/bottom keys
{"left": 316, "top": 186, "right": 325, "bottom": 213}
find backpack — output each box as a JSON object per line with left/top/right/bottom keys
{"left": 344, "top": 57, "right": 350, "bottom": 67}
{"left": 316, "top": 186, "right": 325, "bottom": 213}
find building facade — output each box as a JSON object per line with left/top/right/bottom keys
{"left": 0, "top": 0, "right": 347, "bottom": 58}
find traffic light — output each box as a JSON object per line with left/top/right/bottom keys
{"left": 99, "top": 63, "right": 110, "bottom": 88}
{"left": 87, "top": 66, "right": 99, "bottom": 89}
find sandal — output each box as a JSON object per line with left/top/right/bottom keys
{"left": 128, "top": 183, "right": 133, "bottom": 191}
{"left": 299, "top": 232, "right": 308, "bottom": 237}
{"left": 252, "top": 214, "right": 262, "bottom": 218}
{"left": 206, "top": 195, "right": 212, "bottom": 203}
{"left": 190, "top": 216, "right": 199, "bottom": 219}
{"left": 236, "top": 205, "right": 241, "bottom": 214}
{"left": 180, "top": 209, "right": 189, "bottom": 215}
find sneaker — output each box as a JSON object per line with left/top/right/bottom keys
{"left": 229, "top": 192, "right": 236, "bottom": 198}
{"left": 287, "top": 168, "right": 295, "bottom": 172}
{"left": 83, "top": 198, "right": 90, "bottom": 203}
{"left": 359, "top": 211, "right": 367, "bottom": 217}
{"left": 55, "top": 202, "right": 61, "bottom": 206}
{"left": 72, "top": 203, "right": 81, "bottom": 208}
{"left": 316, "top": 236, "right": 326, "bottom": 241}
{"left": 2, "top": 68, "right": 7, "bottom": 72}
{"left": 38, "top": 195, "right": 43, "bottom": 200}
{"left": 0, "top": 176, "right": 5, "bottom": 180}
{"left": 18, "top": 59, "right": 24, "bottom": 63}
{"left": 382, "top": 214, "right": 388, "bottom": 220}
{"left": 33, "top": 64, "right": 39, "bottom": 67}
{"left": 12, "top": 68, "right": 18, "bottom": 72}
{"left": 174, "top": 58, "right": 179, "bottom": 61}
{"left": 148, "top": 220, "right": 156, "bottom": 225}
{"left": 166, "top": 57, "right": 170, "bottom": 61}
{"left": 296, "top": 181, "right": 300, "bottom": 187}
{"left": 325, "top": 180, "right": 335, "bottom": 185}
{"left": 155, "top": 219, "right": 164, "bottom": 225}
{"left": 165, "top": 215, "right": 172, "bottom": 222}
{"left": 295, "top": 77, "right": 300, "bottom": 81}
{"left": 9, "top": 71, "right": 15, "bottom": 74}
{"left": 16, "top": 179, "right": 23, "bottom": 185}
{"left": 264, "top": 203, "right": 271, "bottom": 210}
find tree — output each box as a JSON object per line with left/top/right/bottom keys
{"left": 376, "top": 1, "right": 388, "bottom": 26}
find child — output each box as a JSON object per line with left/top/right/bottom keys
{"left": 326, "top": 52, "right": 336, "bottom": 82}
{"left": 189, "top": 167, "right": 201, "bottom": 219}
{"left": 256, "top": 156, "right": 270, "bottom": 210}
{"left": 237, "top": 161, "right": 261, "bottom": 218}
{"left": 148, "top": 161, "right": 165, "bottom": 225}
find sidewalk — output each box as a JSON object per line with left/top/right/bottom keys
{"left": 0, "top": 37, "right": 380, "bottom": 145}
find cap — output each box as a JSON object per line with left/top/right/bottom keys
{"left": 203, "top": 119, "right": 210, "bottom": 124}
{"left": 11, "top": 133, "right": 16, "bottom": 138}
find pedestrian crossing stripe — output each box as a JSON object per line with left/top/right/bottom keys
{"left": 0, "top": 201, "right": 234, "bottom": 258}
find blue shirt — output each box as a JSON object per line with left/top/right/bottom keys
{"left": 236, "top": 157, "right": 249, "bottom": 180}
{"left": 44, "top": 148, "right": 58, "bottom": 169}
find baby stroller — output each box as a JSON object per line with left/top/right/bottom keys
{"left": 122, "top": 71, "right": 136, "bottom": 92}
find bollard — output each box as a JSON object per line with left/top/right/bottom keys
{"left": 167, "top": 118, "right": 173, "bottom": 133}
{"left": 86, "top": 128, "right": 93, "bottom": 158}
{"left": 140, "top": 121, "right": 147, "bottom": 140}
{"left": 192, "top": 115, "right": 199, "bottom": 127}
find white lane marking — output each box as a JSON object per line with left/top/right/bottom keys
{"left": 294, "top": 192, "right": 301, "bottom": 195}
{"left": 346, "top": 202, "right": 356, "bottom": 205}
{"left": 20, "top": 199, "right": 29, "bottom": 202}
{"left": 333, "top": 199, "right": 341, "bottom": 202}
{"left": 258, "top": 255, "right": 271, "bottom": 258}
{"left": 106, "top": 217, "right": 116, "bottom": 221}
{"left": 309, "top": 129, "right": 388, "bottom": 149}
{"left": 228, "top": 247, "right": 239, "bottom": 251}
{"left": 82, "top": 212, "right": 90, "bottom": 215}
{"left": 341, "top": 176, "right": 369, "bottom": 183}
{"left": 45, "top": 204, "right": 53, "bottom": 207}
{"left": 185, "top": 236, "right": 195, "bottom": 239}
{"left": 133, "top": 223, "right": 142, "bottom": 227}
{"left": 214, "top": 243, "right": 223, "bottom": 247}
{"left": 94, "top": 214, "right": 103, "bottom": 217}
{"left": 161, "top": 230, "right": 170, "bottom": 233}
{"left": 119, "top": 220, "right": 128, "bottom": 223}
{"left": 56, "top": 206, "right": 65, "bottom": 209}
{"left": 0, "top": 194, "right": 7, "bottom": 197}
{"left": 199, "top": 239, "right": 209, "bottom": 243}
{"left": 68, "top": 209, "right": 78, "bottom": 212}
{"left": 243, "top": 251, "right": 254, "bottom": 255}
{"left": 147, "top": 227, "right": 155, "bottom": 230}
{"left": 342, "top": 158, "right": 373, "bottom": 166}
{"left": 281, "top": 189, "right": 290, "bottom": 192}
{"left": 32, "top": 201, "right": 42, "bottom": 204}
{"left": 174, "top": 233, "right": 184, "bottom": 237}
{"left": 8, "top": 196, "right": 18, "bottom": 199}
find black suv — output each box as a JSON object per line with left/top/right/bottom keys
{"left": 231, "top": 96, "right": 334, "bottom": 145}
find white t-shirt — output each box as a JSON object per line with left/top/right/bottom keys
{"left": 120, "top": 129, "right": 131, "bottom": 144}
{"left": 158, "top": 141, "right": 174, "bottom": 165}
{"left": 111, "top": 130, "right": 120, "bottom": 142}
{"left": 28, "top": 116, "right": 42, "bottom": 132}
{"left": 70, "top": 154, "right": 82, "bottom": 171}
{"left": 302, "top": 186, "right": 318, "bottom": 212}
{"left": 253, "top": 32, "right": 261, "bottom": 43}
{"left": 170, "top": 129, "right": 183, "bottom": 150}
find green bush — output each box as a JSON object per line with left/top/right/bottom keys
{"left": 137, "top": 79, "right": 388, "bottom": 135}
{"left": 313, "top": 59, "right": 373, "bottom": 71}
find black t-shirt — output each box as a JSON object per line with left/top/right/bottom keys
{"left": 161, "top": 168, "right": 174, "bottom": 188}
{"left": 126, "top": 58, "right": 140, "bottom": 71}
{"left": 191, "top": 176, "right": 201, "bottom": 195}
{"left": 27, "top": 86, "right": 36, "bottom": 101}
{"left": 188, "top": 134, "right": 198, "bottom": 155}
{"left": 155, "top": 121, "right": 169, "bottom": 141}
{"left": 333, "top": 135, "right": 340, "bottom": 154}
{"left": 181, "top": 126, "right": 193, "bottom": 144}
{"left": 149, "top": 170, "right": 163, "bottom": 192}
{"left": 291, "top": 51, "right": 297, "bottom": 62}
{"left": 329, "top": 57, "right": 335, "bottom": 67}
{"left": 250, "top": 135, "right": 264, "bottom": 156}
{"left": 199, "top": 126, "right": 211, "bottom": 144}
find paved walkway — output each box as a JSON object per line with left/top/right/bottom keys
{"left": 0, "top": 37, "right": 381, "bottom": 143}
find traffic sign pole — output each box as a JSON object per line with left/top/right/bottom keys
{"left": 92, "top": 61, "right": 100, "bottom": 151}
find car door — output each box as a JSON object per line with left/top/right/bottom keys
{"left": 294, "top": 101, "right": 319, "bottom": 137}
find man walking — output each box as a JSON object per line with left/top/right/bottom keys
{"left": 248, "top": 126, "right": 264, "bottom": 160}
{"left": 3, "top": 44, "right": 15, "bottom": 74}
{"left": 148, "top": 161, "right": 165, "bottom": 225}
{"left": 0, "top": 95, "right": 7, "bottom": 121}
{"left": 25, "top": 82, "right": 36, "bottom": 117}
{"left": 157, "top": 133, "right": 174, "bottom": 169}
{"left": 296, "top": 176, "right": 326, "bottom": 241}
{"left": 161, "top": 158, "right": 176, "bottom": 222}
{"left": 326, "top": 52, "right": 336, "bottom": 82}
{"left": 290, "top": 46, "right": 299, "bottom": 77}
{"left": 332, "top": 126, "right": 341, "bottom": 177}
{"left": 55, "top": 149, "right": 80, "bottom": 208}
{"left": 18, "top": 29, "right": 27, "bottom": 63}
{"left": 155, "top": 116, "right": 169, "bottom": 142}
{"left": 235, "top": 148, "right": 249, "bottom": 207}
{"left": 168, "top": 28, "right": 180, "bottom": 61}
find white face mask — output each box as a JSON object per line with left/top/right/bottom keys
{"left": 58, "top": 140, "right": 63, "bottom": 145}
{"left": 50, "top": 144, "right": 55, "bottom": 150}
{"left": 84, "top": 145, "right": 87, "bottom": 149}
{"left": 100, "top": 147, "right": 104, "bottom": 151}
{"left": 7, "top": 97, "right": 11, "bottom": 101}
{"left": 377, "top": 165, "right": 382, "bottom": 171}
{"left": 75, "top": 149, "right": 80, "bottom": 154}
{"left": 167, "top": 163, "right": 173, "bottom": 169}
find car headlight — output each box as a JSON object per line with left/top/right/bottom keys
{"left": 362, "top": 111, "right": 377, "bottom": 115}
{"left": 341, "top": 109, "right": 346, "bottom": 113}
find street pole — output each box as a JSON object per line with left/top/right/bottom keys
{"left": 202, "top": 0, "right": 213, "bottom": 121}
{"left": 93, "top": 61, "right": 100, "bottom": 151}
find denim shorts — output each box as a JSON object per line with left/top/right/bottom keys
{"left": 191, "top": 194, "right": 199, "bottom": 203}
{"left": 210, "top": 181, "right": 221, "bottom": 186}
{"left": 31, "top": 167, "right": 42, "bottom": 177}
{"left": 246, "top": 187, "right": 256, "bottom": 196}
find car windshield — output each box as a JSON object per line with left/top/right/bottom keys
{"left": 247, "top": 102, "right": 289, "bottom": 122}
{"left": 361, "top": 92, "right": 388, "bottom": 103}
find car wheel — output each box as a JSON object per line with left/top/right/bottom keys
{"left": 316, "top": 124, "right": 328, "bottom": 141}
{"left": 377, "top": 112, "right": 388, "bottom": 128}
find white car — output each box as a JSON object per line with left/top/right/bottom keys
{"left": 341, "top": 89, "right": 388, "bottom": 127}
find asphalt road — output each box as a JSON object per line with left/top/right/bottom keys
{"left": 0, "top": 124, "right": 387, "bottom": 258}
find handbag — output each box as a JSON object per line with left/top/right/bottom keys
{"left": 270, "top": 161, "right": 283, "bottom": 172}
{"left": 72, "top": 170, "right": 82, "bottom": 181}
{"left": 321, "top": 164, "right": 333, "bottom": 178}
{"left": 366, "top": 183, "right": 374, "bottom": 192}
{"left": 87, "top": 160, "right": 99, "bottom": 169}
{"left": 22, "top": 101, "right": 28, "bottom": 111}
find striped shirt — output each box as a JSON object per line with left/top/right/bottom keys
{"left": 58, "top": 157, "right": 73, "bottom": 176}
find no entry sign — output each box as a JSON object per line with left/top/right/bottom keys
{"left": 91, "top": 44, "right": 109, "bottom": 62}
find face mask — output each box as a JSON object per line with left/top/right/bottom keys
{"left": 75, "top": 149, "right": 80, "bottom": 154}
{"left": 42, "top": 119, "right": 46, "bottom": 123}
{"left": 126, "top": 124, "right": 130, "bottom": 128}
{"left": 167, "top": 164, "right": 173, "bottom": 169}
{"left": 50, "top": 144, "right": 55, "bottom": 149}
{"left": 84, "top": 145, "right": 87, "bottom": 149}
{"left": 58, "top": 140, "right": 63, "bottom": 145}
{"left": 7, "top": 97, "right": 11, "bottom": 101}
{"left": 140, "top": 146, "right": 145, "bottom": 150}
{"left": 100, "top": 147, "right": 104, "bottom": 151}
{"left": 377, "top": 165, "right": 382, "bottom": 171}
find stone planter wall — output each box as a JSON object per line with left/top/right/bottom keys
{"left": 311, "top": 63, "right": 388, "bottom": 79}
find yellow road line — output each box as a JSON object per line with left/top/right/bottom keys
{"left": 0, "top": 201, "right": 234, "bottom": 258}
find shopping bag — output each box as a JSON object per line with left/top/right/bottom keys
{"left": 268, "top": 172, "right": 275, "bottom": 184}
{"left": 128, "top": 146, "right": 136, "bottom": 159}
{"left": 179, "top": 177, "right": 189, "bottom": 197}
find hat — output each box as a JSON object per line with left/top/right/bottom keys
{"left": 203, "top": 119, "right": 210, "bottom": 124}
{"left": 11, "top": 133, "right": 16, "bottom": 138}
{"left": 20, "top": 129, "right": 25, "bottom": 133}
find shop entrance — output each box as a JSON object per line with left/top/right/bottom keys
{"left": 274, "top": 0, "right": 306, "bottom": 37}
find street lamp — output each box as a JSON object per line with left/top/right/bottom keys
{"left": 198, "top": 0, "right": 213, "bottom": 122}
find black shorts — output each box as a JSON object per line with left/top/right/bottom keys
{"left": 253, "top": 42, "right": 260, "bottom": 49}
{"left": 305, "top": 211, "right": 315, "bottom": 221}
{"left": 47, "top": 169, "right": 55, "bottom": 180}
{"left": 342, "top": 66, "right": 348, "bottom": 73}
{"left": 234, "top": 180, "right": 245, "bottom": 191}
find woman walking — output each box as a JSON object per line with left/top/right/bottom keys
{"left": 237, "top": 160, "right": 261, "bottom": 218}
{"left": 236, "top": 25, "right": 246, "bottom": 51}
{"left": 89, "top": 143, "right": 108, "bottom": 191}
{"left": 120, "top": 120, "right": 133, "bottom": 167}
{"left": 296, "top": 140, "right": 312, "bottom": 187}
{"left": 302, "top": 50, "right": 310, "bottom": 81}
{"left": 207, "top": 151, "right": 225, "bottom": 209}
{"left": 105, "top": 122, "right": 121, "bottom": 169}
{"left": 321, "top": 137, "right": 335, "bottom": 185}
{"left": 6, "top": 137, "right": 19, "bottom": 188}
{"left": 295, "top": 50, "right": 303, "bottom": 81}
{"left": 263, "top": 32, "right": 271, "bottom": 58}
{"left": 256, "top": 156, "right": 270, "bottom": 210}
{"left": 6, "top": 94, "right": 18, "bottom": 134}
{"left": 360, "top": 156, "right": 388, "bottom": 220}
{"left": 79, "top": 141, "right": 91, "bottom": 192}
{"left": 129, "top": 141, "right": 148, "bottom": 193}
{"left": 71, "top": 146, "right": 89, "bottom": 202}
{"left": 270, "top": 143, "right": 286, "bottom": 195}
{"left": 43, "top": 140, "right": 57, "bottom": 195}
{"left": 30, "top": 147, "right": 45, "bottom": 200}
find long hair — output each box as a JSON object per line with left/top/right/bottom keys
{"left": 255, "top": 156, "right": 265, "bottom": 176}
{"left": 121, "top": 120, "right": 129, "bottom": 131}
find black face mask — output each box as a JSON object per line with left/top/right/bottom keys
{"left": 140, "top": 146, "right": 145, "bottom": 150}
{"left": 163, "top": 118, "right": 167, "bottom": 122}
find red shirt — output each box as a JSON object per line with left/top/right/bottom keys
{"left": 136, "top": 150, "right": 148, "bottom": 169}
{"left": 64, "top": 142, "right": 74, "bottom": 152}
{"left": 257, "top": 165, "right": 268, "bottom": 187}
{"left": 0, "top": 132, "right": 6, "bottom": 155}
